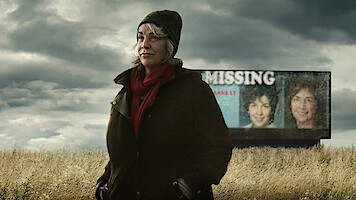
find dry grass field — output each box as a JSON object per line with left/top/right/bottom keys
{"left": 1, "top": 145, "right": 355, "bottom": 199}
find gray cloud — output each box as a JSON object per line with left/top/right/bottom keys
{"left": 175, "top": 2, "right": 333, "bottom": 69}
{"left": 8, "top": 0, "right": 47, "bottom": 23}
{"left": 0, "top": 111, "right": 70, "bottom": 148}
{"left": 0, "top": 65, "right": 107, "bottom": 89}
{"left": 216, "top": 0, "right": 356, "bottom": 44}
{"left": 9, "top": 19, "right": 122, "bottom": 72}
{"left": 84, "top": 124, "right": 107, "bottom": 130}
{"left": 0, "top": 0, "right": 355, "bottom": 149}
{"left": 332, "top": 88, "right": 356, "bottom": 130}
{"left": 0, "top": 80, "right": 115, "bottom": 114}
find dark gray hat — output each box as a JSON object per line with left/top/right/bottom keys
{"left": 138, "top": 10, "right": 182, "bottom": 57}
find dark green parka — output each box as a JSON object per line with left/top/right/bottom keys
{"left": 97, "top": 64, "right": 232, "bottom": 200}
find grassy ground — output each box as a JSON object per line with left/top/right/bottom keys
{"left": 1, "top": 145, "right": 355, "bottom": 199}
{"left": 214, "top": 145, "right": 356, "bottom": 199}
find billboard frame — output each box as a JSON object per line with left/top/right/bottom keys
{"left": 198, "top": 70, "right": 331, "bottom": 147}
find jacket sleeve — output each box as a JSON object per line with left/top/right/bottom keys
{"left": 96, "top": 160, "right": 111, "bottom": 186}
{"left": 181, "top": 81, "right": 232, "bottom": 196}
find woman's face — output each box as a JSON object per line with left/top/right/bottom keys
{"left": 248, "top": 95, "right": 272, "bottom": 128}
{"left": 137, "top": 24, "right": 167, "bottom": 73}
{"left": 290, "top": 88, "right": 316, "bottom": 128}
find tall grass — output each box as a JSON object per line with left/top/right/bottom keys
{"left": 1, "top": 145, "right": 355, "bottom": 199}
{"left": 0, "top": 148, "right": 108, "bottom": 199}
{"left": 214, "top": 145, "right": 356, "bottom": 199}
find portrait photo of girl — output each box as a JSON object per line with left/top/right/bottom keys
{"left": 241, "top": 85, "right": 279, "bottom": 128}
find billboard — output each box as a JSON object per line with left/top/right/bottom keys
{"left": 200, "top": 70, "right": 331, "bottom": 147}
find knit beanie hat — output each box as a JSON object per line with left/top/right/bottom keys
{"left": 138, "top": 10, "right": 182, "bottom": 57}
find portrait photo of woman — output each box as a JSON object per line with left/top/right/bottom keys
{"left": 242, "top": 85, "right": 278, "bottom": 128}
{"left": 285, "top": 75, "right": 327, "bottom": 129}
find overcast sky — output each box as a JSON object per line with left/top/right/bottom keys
{"left": 1, "top": 0, "right": 355, "bottom": 150}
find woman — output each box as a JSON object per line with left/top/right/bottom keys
{"left": 96, "top": 10, "right": 232, "bottom": 200}
{"left": 242, "top": 85, "right": 278, "bottom": 128}
{"left": 285, "top": 75, "right": 326, "bottom": 129}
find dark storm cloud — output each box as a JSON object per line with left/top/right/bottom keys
{"left": 0, "top": 0, "right": 355, "bottom": 149}
{"left": 0, "top": 80, "right": 112, "bottom": 114}
{"left": 178, "top": 1, "right": 333, "bottom": 69}
{"left": 9, "top": 19, "right": 121, "bottom": 71}
{"left": 0, "top": 64, "right": 106, "bottom": 89}
{"left": 4, "top": 0, "right": 128, "bottom": 79}
{"left": 226, "top": 0, "right": 356, "bottom": 44}
{"left": 8, "top": 0, "right": 46, "bottom": 23}
{"left": 6, "top": 0, "right": 339, "bottom": 72}
{"left": 332, "top": 88, "right": 356, "bottom": 130}
{"left": 5, "top": 0, "right": 353, "bottom": 73}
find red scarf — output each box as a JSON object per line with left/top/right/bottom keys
{"left": 130, "top": 64, "right": 175, "bottom": 139}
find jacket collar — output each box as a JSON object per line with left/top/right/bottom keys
{"left": 113, "top": 61, "right": 200, "bottom": 87}
{"left": 111, "top": 62, "right": 200, "bottom": 121}
{"left": 113, "top": 67, "right": 134, "bottom": 86}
